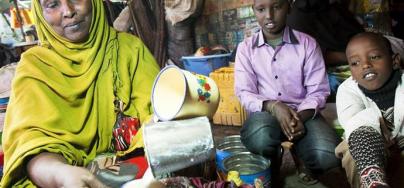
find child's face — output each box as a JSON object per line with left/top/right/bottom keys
{"left": 253, "top": 0, "right": 289, "bottom": 40}
{"left": 346, "top": 35, "right": 398, "bottom": 91}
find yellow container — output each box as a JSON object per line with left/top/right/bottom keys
{"left": 209, "top": 67, "right": 246, "bottom": 126}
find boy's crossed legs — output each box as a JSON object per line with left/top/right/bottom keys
{"left": 240, "top": 112, "right": 341, "bottom": 186}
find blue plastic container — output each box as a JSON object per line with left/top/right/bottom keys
{"left": 182, "top": 53, "right": 231, "bottom": 76}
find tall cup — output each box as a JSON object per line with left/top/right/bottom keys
{"left": 151, "top": 65, "right": 220, "bottom": 121}
{"left": 143, "top": 117, "right": 215, "bottom": 177}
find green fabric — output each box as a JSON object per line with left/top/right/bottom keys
{"left": 1, "top": 0, "right": 159, "bottom": 187}
{"left": 327, "top": 65, "right": 351, "bottom": 81}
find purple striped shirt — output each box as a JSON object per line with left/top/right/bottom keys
{"left": 235, "top": 26, "right": 330, "bottom": 114}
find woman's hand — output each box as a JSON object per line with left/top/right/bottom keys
{"left": 272, "top": 102, "right": 300, "bottom": 140}
{"left": 28, "top": 152, "right": 108, "bottom": 188}
{"left": 56, "top": 165, "right": 108, "bottom": 188}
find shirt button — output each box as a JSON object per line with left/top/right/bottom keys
{"left": 278, "top": 92, "right": 281, "bottom": 96}
{"left": 275, "top": 75, "right": 278, "bottom": 79}
{"left": 273, "top": 58, "right": 277, "bottom": 61}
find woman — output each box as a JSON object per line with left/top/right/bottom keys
{"left": 1, "top": 0, "right": 160, "bottom": 187}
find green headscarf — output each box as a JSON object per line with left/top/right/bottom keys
{"left": 1, "top": 0, "right": 159, "bottom": 186}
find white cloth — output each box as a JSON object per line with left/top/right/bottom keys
{"left": 384, "top": 35, "right": 404, "bottom": 62}
{"left": 336, "top": 73, "right": 404, "bottom": 140}
{"left": 165, "top": 0, "right": 203, "bottom": 25}
{"left": 0, "top": 63, "right": 17, "bottom": 98}
{"left": 113, "top": 6, "right": 131, "bottom": 32}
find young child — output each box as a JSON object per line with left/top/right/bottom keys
{"left": 235, "top": 0, "right": 341, "bottom": 185}
{"left": 335, "top": 32, "right": 404, "bottom": 188}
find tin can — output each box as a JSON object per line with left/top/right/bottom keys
{"left": 223, "top": 152, "right": 271, "bottom": 185}
{"left": 216, "top": 135, "right": 249, "bottom": 171}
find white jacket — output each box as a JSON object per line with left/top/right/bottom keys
{"left": 336, "top": 74, "right": 404, "bottom": 140}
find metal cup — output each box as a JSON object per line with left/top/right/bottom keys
{"left": 151, "top": 65, "right": 220, "bottom": 121}
{"left": 143, "top": 116, "right": 215, "bottom": 177}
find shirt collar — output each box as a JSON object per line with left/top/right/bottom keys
{"left": 254, "top": 26, "right": 299, "bottom": 48}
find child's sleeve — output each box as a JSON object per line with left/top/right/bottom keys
{"left": 234, "top": 42, "right": 268, "bottom": 113}
{"left": 297, "top": 41, "right": 330, "bottom": 115}
{"left": 336, "top": 80, "right": 381, "bottom": 139}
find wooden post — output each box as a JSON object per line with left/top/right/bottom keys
{"left": 12, "top": 0, "right": 26, "bottom": 41}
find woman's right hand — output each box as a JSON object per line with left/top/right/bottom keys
{"left": 55, "top": 164, "right": 108, "bottom": 188}
{"left": 28, "top": 152, "right": 108, "bottom": 188}
{"left": 272, "top": 102, "right": 300, "bottom": 140}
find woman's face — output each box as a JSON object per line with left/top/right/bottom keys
{"left": 40, "top": 0, "right": 92, "bottom": 43}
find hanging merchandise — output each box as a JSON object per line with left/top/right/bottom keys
{"left": 0, "top": 1, "right": 11, "bottom": 12}
{"left": 349, "top": 0, "right": 392, "bottom": 35}
{"left": 0, "top": 13, "right": 16, "bottom": 45}
{"left": 10, "top": 7, "right": 21, "bottom": 29}
{"left": 194, "top": 0, "right": 258, "bottom": 51}
{"left": 21, "top": 8, "right": 33, "bottom": 26}
{"left": 10, "top": 7, "right": 32, "bottom": 29}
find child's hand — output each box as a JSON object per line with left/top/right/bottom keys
{"left": 272, "top": 102, "right": 300, "bottom": 140}
{"left": 379, "top": 117, "right": 395, "bottom": 148}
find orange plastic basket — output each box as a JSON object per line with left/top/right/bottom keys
{"left": 209, "top": 67, "right": 247, "bottom": 126}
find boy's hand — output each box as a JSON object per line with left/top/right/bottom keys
{"left": 289, "top": 118, "right": 305, "bottom": 141}
{"left": 272, "top": 102, "right": 300, "bottom": 140}
{"left": 288, "top": 110, "right": 314, "bottom": 141}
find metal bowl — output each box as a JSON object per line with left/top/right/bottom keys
{"left": 218, "top": 135, "right": 242, "bottom": 143}
{"left": 217, "top": 142, "right": 248, "bottom": 151}
{"left": 223, "top": 152, "right": 271, "bottom": 175}
{"left": 216, "top": 135, "right": 248, "bottom": 153}
{"left": 223, "top": 152, "right": 271, "bottom": 185}
{"left": 216, "top": 135, "right": 249, "bottom": 171}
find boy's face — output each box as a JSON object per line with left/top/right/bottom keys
{"left": 253, "top": 0, "right": 289, "bottom": 40}
{"left": 346, "top": 35, "right": 399, "bottom": 91}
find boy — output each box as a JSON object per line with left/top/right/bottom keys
{"left": 335, "top": 32, "right": 404, "bottom": 188}
{"left": 235, "top": 0, "right": 341, "bottom": 186}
